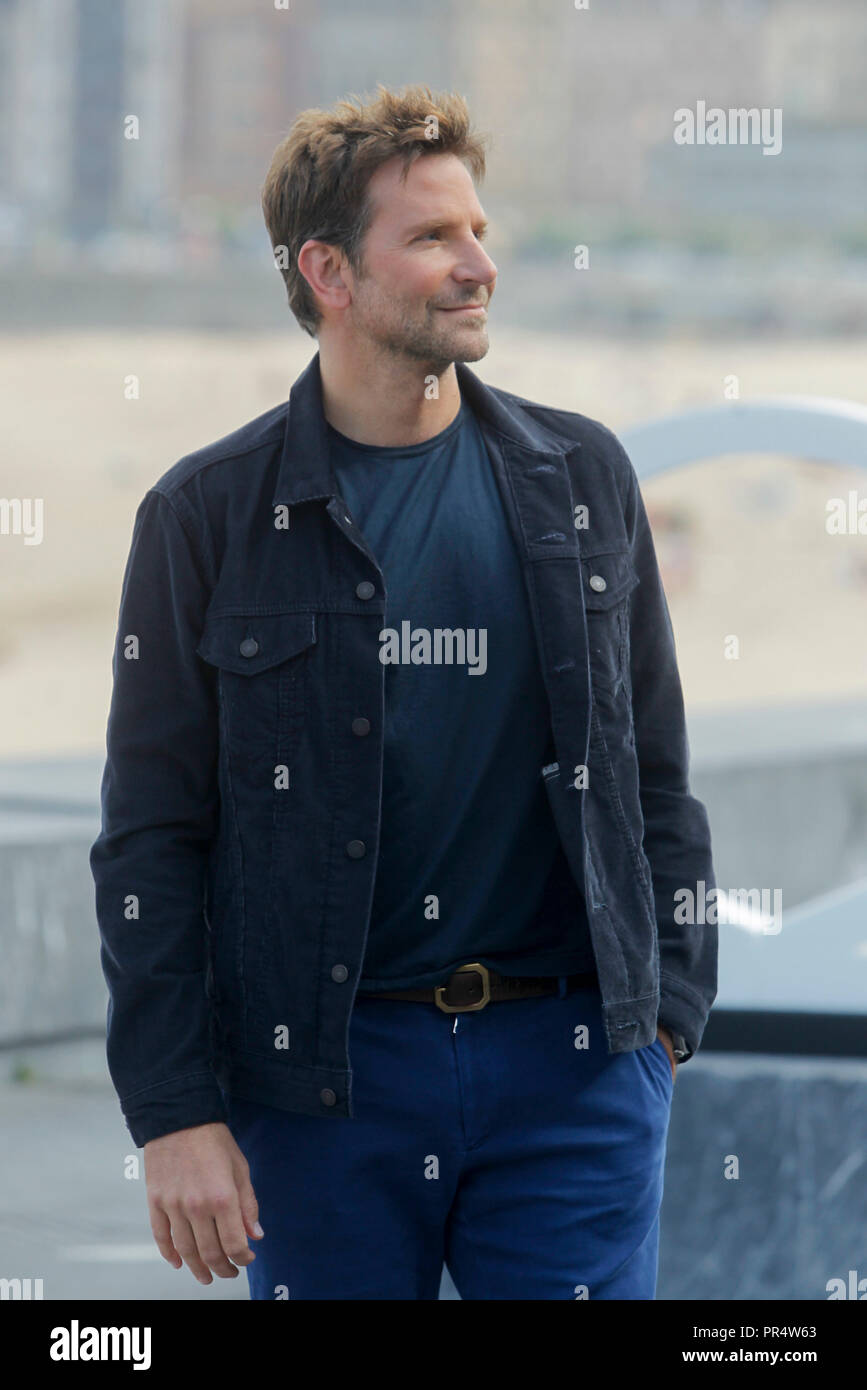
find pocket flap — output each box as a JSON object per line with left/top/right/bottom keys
{"left": 196, "top": 612, "right": 317, "bottom": 674}
{"left": 581, "top": 551, "right": 639, "bottom": 610}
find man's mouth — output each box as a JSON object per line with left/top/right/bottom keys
{"left": 436, "top": 303, "right": 487, "bottom": 315}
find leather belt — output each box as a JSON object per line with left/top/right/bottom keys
{"left": 357, "top": 962, "right": 598, "bottom": 1014}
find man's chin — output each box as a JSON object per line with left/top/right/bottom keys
{"left": 432, "top": 325, "right": 490, "bottom": 365}
{"left": 383, "top": 322, "right": 490, "bottom": 368}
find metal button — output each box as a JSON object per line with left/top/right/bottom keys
{"left": 351, "top": 717, "right": 371, "bottom": 736}
{"left": 346, "top": 839, "right": 366, "bottom": 858}
{"left": 239, "top": 637, "right": 259, "bottom": 657}
{"left": 331, "top": 963, "right": 349, "bottom": 983}
{"left": 355, "top": 581, "right": 375, "bottom": 600}
{"left": 589, "top": 574, "right": 607, "bottom": 592}
{"left": 320, "top": 1088, "right": 337, "bottom": 1107}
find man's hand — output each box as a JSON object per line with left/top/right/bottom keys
{"left": 144, "top": 1122, "right": 264, "bottom": 1284}
{"left": 656, "top": 1025, "right": 678, "bottom": 1082}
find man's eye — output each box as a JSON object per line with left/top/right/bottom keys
{"left": 416, "top": 229, "right": 486, "bottom": 242}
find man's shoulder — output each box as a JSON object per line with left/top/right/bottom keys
{"left": 150, "top": 399, "right": 289, "bottom": 503}
{"left": 481, "top": 379, "right": 635, "bottom": 492}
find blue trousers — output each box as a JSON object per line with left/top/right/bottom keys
{"left": 225, "top": 979, "right": 674, "bottom": 1300}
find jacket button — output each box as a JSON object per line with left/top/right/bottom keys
{"left": 320, "top": 1088, "right": 337, "bottom": 1107}
{"left": 355, "top": 581, "right": 375, "bottom": 600}
{"left": 331, "top": 963, "right": 349, "bottom": 983}
{"left": 589, "top": 574, "right": 607, "bottom": 592}
{"left": 346, "top": 839, "right": 366, "bottom": 858}
{"left": 351, "top": 717, "right": 371, "bottom": 736}
{"left": 239, "top": 637, "right": 259, "bottom": 657}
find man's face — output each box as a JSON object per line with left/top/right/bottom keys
{"left": 337, "top": 152, "right": 497, "bottom": 367}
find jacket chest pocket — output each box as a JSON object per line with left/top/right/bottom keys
{"left": 196, "top": 611, "right": 317, "bottom": 787}
{"left": 581, "top": 551, "right": 639, "bottom": 694}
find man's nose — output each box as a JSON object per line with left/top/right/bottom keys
{"left": 458, "top": 247, "right": 497, "bottom": 292}
{"left": 474, "top": 244, "right": 497, "bottom": 285}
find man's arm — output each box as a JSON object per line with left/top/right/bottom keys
{"left": 622, "top": 456, "right": 718, "bottom": 1062}
{"left": 90, "top": 487, "right": 227, "bottom": 1144}
{"left": 90, "top": 487, "right": 263, "bottom": 1283}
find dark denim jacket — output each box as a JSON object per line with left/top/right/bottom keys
{"left": 90, "top": 351, "right": 718, "bottom": 1147}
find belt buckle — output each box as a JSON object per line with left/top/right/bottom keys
{"left": 434, "top": 962, "right": 492, "bottom": 1014}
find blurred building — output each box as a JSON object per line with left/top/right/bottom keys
{"left": 0, "top": 0, "right": 863, "bottom": 303}
{"left": 181, "top": 0, "right": 310, "bottom": 208}
{"left": 0, "top": 0, "right": 78, "bottom": 246}
{"left": 0, "top": 0, "right": 184, "bottom": 249}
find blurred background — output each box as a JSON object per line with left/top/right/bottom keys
{"left": 1, "top": 0, "right": 866, "bottom": 1301}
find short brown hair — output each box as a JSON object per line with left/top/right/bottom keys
{"left": 261, "top": 83, "right": 489, "bottom": 337}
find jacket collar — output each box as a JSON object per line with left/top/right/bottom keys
{"left": 271, "top": 349, "right": 577, "bottom": 507}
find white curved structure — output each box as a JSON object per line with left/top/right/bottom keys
{"left": 619, "top": 396, "right": 867, "bottom": 480}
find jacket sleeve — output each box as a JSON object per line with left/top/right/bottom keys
{"left": 89, "top": 487, "right": 228, "bottom": 1146}
{"left": 622, "top": 455, "right": 718, "bottom": 1061}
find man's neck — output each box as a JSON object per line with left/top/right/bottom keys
{"left": 317, "top": 340, "right": 462, "bottom": 448}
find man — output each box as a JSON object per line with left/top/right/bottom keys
{"left": 90, "top": 82, "right": 717, "bottom": 1300}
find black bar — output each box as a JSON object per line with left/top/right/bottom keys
{"left": 702, "top": 1009, "right": 867, "bottom": 1058}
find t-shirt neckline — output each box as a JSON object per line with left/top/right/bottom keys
{"left": 325, "top": 398, "right": 466, "bottom": 457}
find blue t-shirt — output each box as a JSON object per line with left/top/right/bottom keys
{"left": 327, "top": 396, "right": 596, "bottom": 988}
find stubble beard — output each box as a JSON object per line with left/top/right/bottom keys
{"left": 363, "top": 296, "right": 490, "bottom": 376}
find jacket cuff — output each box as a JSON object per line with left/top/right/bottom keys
{"left": 121, "top": 1073, "right": 229, "bottom": 1147}
{"left": 658, "top": 972, "right": 712, "bottom": 1064}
